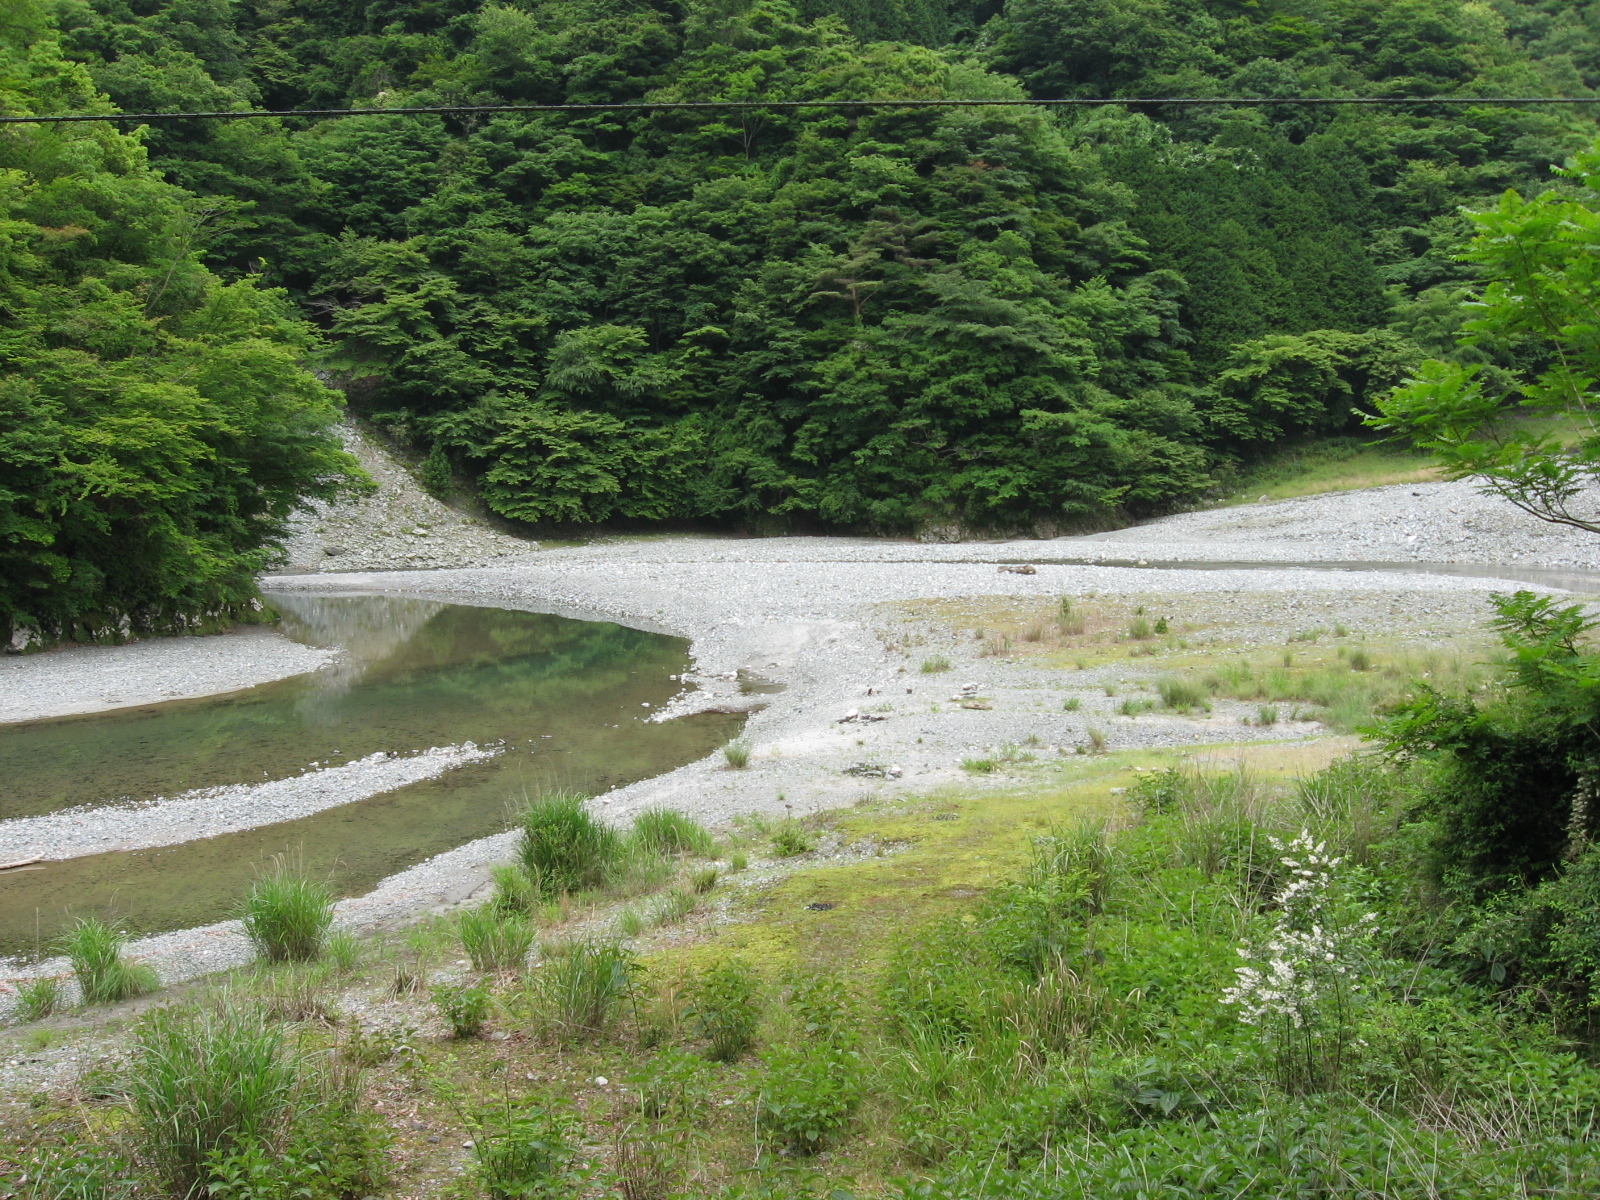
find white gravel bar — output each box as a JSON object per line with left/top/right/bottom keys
{"left": 0, "top": 624, "right": 334, "bottom": 724}
{"left": 0, "top": 742, "right": 498, "bottom": 862}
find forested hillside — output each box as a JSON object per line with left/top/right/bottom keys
{"left": 5, "top": 0, "right": 1600, "bottom": 633}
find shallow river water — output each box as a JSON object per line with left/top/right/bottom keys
{"left": 0, "top": 596, "right": 740, "bottom": 956}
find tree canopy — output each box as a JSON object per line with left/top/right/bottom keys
{"left": 7, "top": 0, "right": 1600, "bottom": 626}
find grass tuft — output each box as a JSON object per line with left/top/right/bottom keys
{"left": 631, "top": 808, "right": 715, "bottom": 857}
{"left": 239, "top": 868, "right": 334, "bottom": 963}
{"left": 722, "top": 740, "right": 752, "bottom": 769}
{"left": 518, "top": 791, "right": 621, "bottom": 897}
{"left": 459, "top": 908, "right": 536, "bottom": 973}
{"left": 58, "top": 918, "right": 157, "bottom": 1006}
{"left": 529, "top": 941, "right": 637, "bottom": 1041}
{"left": 16, "top": 976, "right": 64, "bottom": 1022}
{"left": 920, "top": 656, "right": 952, "bottom": 673}
{"left": 771, "top": 820, "right": 816, "bottom": 857}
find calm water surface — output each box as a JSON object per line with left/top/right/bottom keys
{"left": 0, "top": 596, "right": 740, "bottom": 955}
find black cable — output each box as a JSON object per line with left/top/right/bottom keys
{"left": 4, "top": 96, "right": 1600, "bottom": 124}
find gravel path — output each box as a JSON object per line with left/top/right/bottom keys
{"left": 0, "top": 743, "right": 497, "bottom": 862}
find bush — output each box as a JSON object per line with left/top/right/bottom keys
{"left": 723, "top": 740, "right": 752, "bottom": 769}
{"left": 631, "top": 808, "right": 715, "bottom": 857}
{"left": 239, "top": 870, "right": 335, "bottom": 963}
{"left": 459, "top": 909, "right": 535, "bottom": 973}
{"left": 473, "top": 1101, "right": 585, "bottom": 1200}
{"left": 689, "top": 957, "right": 763, "bottom": 1062}
{"left": 518, "top": 792, "right": 621, "bottom": 897}
{"left": 16, "top": 976, "right": 64, "bottom": 1022}
{"left": 58, "top": 918, "right": 157, "bottom": 1006}
{"left": 532, "top": 941, "right": 638, "bottom": 1041}
{"left": 433, "top": 981, "right": 492, "bottom": 1038}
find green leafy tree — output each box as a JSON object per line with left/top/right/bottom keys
{"left": 1374, "top": 147, "right": 1600, "bottom": 534}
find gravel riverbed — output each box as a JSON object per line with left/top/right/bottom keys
{"left": 5, "top": 437, "right": 1600, "bottom": 1019}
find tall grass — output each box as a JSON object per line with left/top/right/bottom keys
{"left": 631, "top": 808, "right": 715, "bottom": 857}
{"left": 239, "top": 869, "right": 335, "bottom": 962}
{"left": 59, "top": 918, "right": 157, "bottom": 1005}
{"left": 127, "top": 1002, "right": 299, "bottom": 1196}
{"left": 16, "top": 976, "right": 64, "bottom": 1022}
{"left": 529, "top": 940, "right": 637, "bottom": 1041}
{"left": 459, "top": 908, "right": 536, "bottom": 972}
{"left": 518, "top": 791, "right": 621, "bottom": 897}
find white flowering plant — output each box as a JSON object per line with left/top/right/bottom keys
{"left": 1222, "top": 830, "right": 1378, "bottom": 1091}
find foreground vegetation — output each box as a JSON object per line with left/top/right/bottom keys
{"left": 8, "top": 591, "right": 1600, "bottom": 1197}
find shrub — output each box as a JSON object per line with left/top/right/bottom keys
{"left": 58, "top": 918, "right": 157, "bottom": 1006}
{"left": 533, "top": 940, "right": 638, "bottom": 1041}
{"left": 771, "top": 821, "right": 816, "bottom": 856}
{"left": 459, "top": 909, "right": 535, "bottom": 973}
{"left": 473, "top": 1101, "right": 585, "bottom": 1200}
{"left": 518, "top": 792, "right": 621, "bottom": 897}
{"left": 757, "top": 1043, "right": 862, "bottom": 1154}
{"left": 127, "top": 1002, "right": 298, "bottom": 1196}
{"left": 239, "top": 870, "right": 335, "bottom": 963}
{"left": 722, "top": 740, "right": 752, "bottom": 769}
{"left": 433, "top": 981, "right": 492, "bottom": 1038}
{"left": 490, "top": 864, "right": 539, "bottom": 915}
{"left": 16, "top": 976, "right": 64, "bottom": 1022}
{"left": 921, "top": 656, "right": 952, "bottom": 673}
{"left": 632, "top": 808, "right": 715, "bottom": 857}
{"left": 1157, "top": 677, "right": 1208, "bottom": 711}
{"left": 689, "top": 957, "right": 763, "bottom": 1062}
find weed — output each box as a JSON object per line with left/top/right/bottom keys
{"left": 58, "top": 918, "right": 157, "bottom": 1006}
{"left": 472, "top": 1100, "right": 585, "bottom": 1200}
{"left": 518, "top": 791, "right": 621, "bottom": 897}
{"left": 632, "top": 808, "right": 715, "bottom": 857}
{"left": 459, "top": 908, "right": 535, "bottom": 973}
{"left": 688, "top": 956, "right": 762, "bottom": 1062}
{"left": 651, "top": 887, "right": 696, "bottom": 927}
{"left": 630, "top": 1048, "right": 712, "bottom": 1119}
{"left": 489, "top": 864, "right": 539, "bottom": 915}
{"left": 126, "top": 1002, "right": 298, "bottom": 1196}
{"left": 757, "top": 1043, "right": 862, "bottom": 1154}
{"left": 14, "top": 1139, "right": 134, "bottom": 1200}
{"left": 252, "top": 961, "right": 339, "bottom": 1024}
{"left": 1063, "top": 697, "right": 1081, "bottom": 711}
{"left": 391, "top": 962, "right": 424, "bottom": 995}
{"left": 432, "top": 981, "right": 491, "bottom": 1038}
{"left": 1157, "top": 676, "right": 1209, "bottom": 711}
{"left": 921, "top": 656, "right": 952, "bottom": 673}
{"left": 239, "top": 867, "right": 334, "bottom": 963}
{"left": 16, "top": 976, "right": 64, "bottom": 1022}
{"left": 771, "top": 821, "right": 816, "bottom": 857}
{"left": 691, "top": 865, "right": 719, "bottom": 893}
{"left": 324, "top": 930, "right": 362, "bottom": 973}
{"left": 723, "top": 740, "right": 752, "bottom": 769}
{"left": 531, "top": 940, "right": 637, "bottom": 1041}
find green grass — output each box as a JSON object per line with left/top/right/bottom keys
{"left": 239, "top": 869, "right": 335, "bottom": 963}
{"left": 1222, "top": 437, "right": 1440, "bottom": 504}
{"left": 459, "top": 908, "right": 536, "bottom": 973}
{"left": 58, "top": 918, "right": 158, "bottom": 1005}
{"left": 518, "top": 791, "right": 622, "bottom": 897}
{"left": 631, "top": 808, "right": 715, "bottom": 857}
{"left": 921, "top": 656, "right": 952, "bottom": 673}
{"left": 525, "top": 940, "right": 637, "bottom": 1041}
{"left": 722, "top": 740, "right": 752, "bottom": 769}
{"left": 15, "top": 976, "right": 64, "bottom": 1022}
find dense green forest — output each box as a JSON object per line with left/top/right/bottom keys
{"left": 6, "top": 0, "right": 1600, "bottom": 634}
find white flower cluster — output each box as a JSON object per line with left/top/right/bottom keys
{"left": 1221, "top": 831, "right": 1377, "bottom": 1029}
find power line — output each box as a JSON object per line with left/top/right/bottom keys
{"left": 4, "top": 96, "right": 1600, "bottom": 124}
